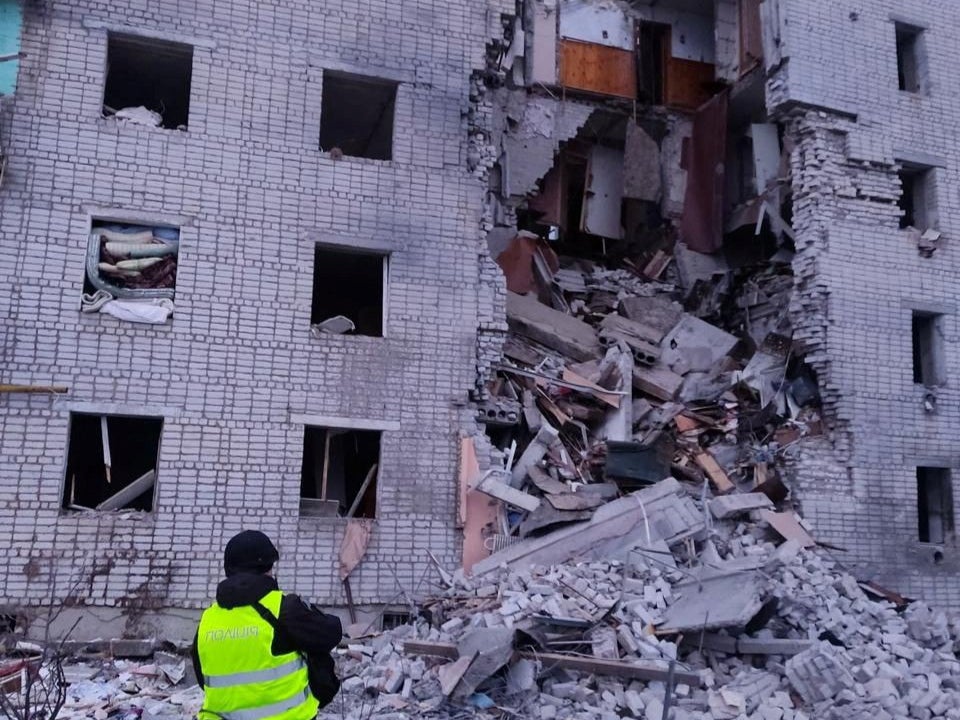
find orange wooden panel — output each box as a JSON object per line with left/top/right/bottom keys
{"left": 559, "top": 38, "right": 637, "bottom": 99}
{"left": 664, "top": 57, "right": 716, "bottom": 111}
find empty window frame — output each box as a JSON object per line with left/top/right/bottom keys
{"left": 898, "top": 164, "right": 936, "bottom": 230}
{"left": 310, "top": 246, "right": 386, "bottom": 337}
{"left": 85, "top": 220, "right": 180, "bottom": 304}
{"left": 895, "top": 23, "right": 926, "bottom": 94}
{"left": 319, "top": 72, "right": 397, "bottom": 160}
{"left": 917, "top": 467, "right": 954, "bottom": 544}
{"left": 912, "top": 311, "right": 945, "bottom": 386}
{"left": 300, "top": 427, "right": 380, "bottom": 519}
{"left": 63, "top": 413, "right": 162, "bottom": 512}
{"left": 104, "top": 33, "right": 193, "bottom": 130}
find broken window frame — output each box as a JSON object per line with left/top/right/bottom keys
{"left": 62, "top": 412, "right": 163, "bottom": 514}
{"left": 102, "top": 32, "right": 194, "bottom": 130}
{"left": 318, "top": 71, "right": 399, "bottom": 161}
{"left": 911, "top": 311, "right": 945, "bottom": 387}
{"left": 85, "top": 218, "right": 180, "bottom": 300}
{"left": 299, "top": 426, "right": 382, "bottom": 520}
{"left": 310, "top": 244, "right": 389, "bottom": 338}
{"left": 894, "top": 22, "right": 926, "bottom": 95}
{"left": 917, "top": 466, "right": 954, "bottom": 545}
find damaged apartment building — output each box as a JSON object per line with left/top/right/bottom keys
{"left": 0, "top": 0, "right": 959, "bottom": 641}
{"left": 469, "top": 0, "right": 960, "bottom": 609}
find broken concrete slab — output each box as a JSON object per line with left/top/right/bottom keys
{"left": 661, "top": 315, "right": 739, "bottom": 375}
{"left": 657, "top": 570, "right": 765, "bottom": 634}
{"left": 761, "top": 510, "right": 816, "bottom": 547}
{"left": 454, "top": 628, "right": 515, "bottom": 699}
{"left": 439, "top": 652, "right": 476, "bottom": 696}
{"left": 599, "top": 315, "right": 662, "bottom": 364}
{"left": 709, "top": 493, "right": 774, "bottom": 520}
{"left": 673, "top": 242, "right": 730, "bottom": 295}
{"left": 471, "top": 478, "right": 704, "bottom": 575}
{"left": 632, "top": 363, "right": 683, "bottom": 401}
{"left": 511, "top": 423, "right": 560, "bottom": 488}
{"left": 617, "top": 295, "right": 684, "bottom": 342}
{"left": 473, "top": 469, "right": 541, "bottom": 512}
{"left": 506, "top": 291, "right": 601, "bottom": 362}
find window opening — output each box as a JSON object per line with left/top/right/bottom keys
{"left": 103, "top": 33, "right": 193, "bottom": 130}
{"left": 912, "top": 311, "right": 944, "bottom": 386}
{"left": 63, "top": 413, "right": 162, "bottom": 512}
{"left": 310, "top": 246, "right": 385, "bottom": 337}
{"left": 898, "top": 165, "right": 934, "bottom": 230}
{"left": 82, "top": 220, "right": 179, "bottom": 322}
{"left": 917, "top": 467, "right": 953, "bottom": 544}
{"left": 895, "top": 23, "right": 924, "bottom": 93}
{"left": 319, "top": 72, "right": 397, "bottom": 160}
{"left": 300, "top": 427, "right": 380, "bottom": 519}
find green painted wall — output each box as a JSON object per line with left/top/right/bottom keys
{"left": 0, "top": 0, "right": 22, "bottom": 96}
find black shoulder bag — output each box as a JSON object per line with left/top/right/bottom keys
{"left": 251, "top": 601, "right": 341, "bottom": 709}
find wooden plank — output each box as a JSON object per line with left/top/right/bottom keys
{"left": 0, "top": 384, "right": 68, "bottom": 393}
{"left": 507, "top": 291, "right": 601, "bottom": 363}
{"left": 559, "top": 39, "right": 637, "bottom": 99}
{"left": 403, "top": 641, "right": 702, "bottom": 686}
{"left": 664, "top": 57, "right": 716, "bottom": 111}
{"left": 562, "top": 368, "right": 620, "bottom": 408}
{"left": 525, "top": 652, "right": 701, "bottom": 686}
{"left": 694, "top": 452, "right": 735, "bottom": 494}
{"left": 403, "top": 640, "right": 458, "bottom": 659}
{"left": 632, "top": 364, "right": 683, "bottom": 401}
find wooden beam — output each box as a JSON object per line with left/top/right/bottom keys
{"left": 694, "top": 451, "right": 735, "bottom": 494}
{"left": 402, "top": 641, "right": 703, "bottom": 686}
{"left": 403, "top": 640, "right": 458, "bottom": 659}
{"left": 527, "top": 652, "right": 701, "bottom": 685}
{"left": 0, "top": 384, "right": 68, "bottom": 394}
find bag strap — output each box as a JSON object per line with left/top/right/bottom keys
{"left": 251, "top": 599, "right": 297, "bottom": 650}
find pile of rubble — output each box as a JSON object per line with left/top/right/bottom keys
{"left": 472, "top": 230, "right": 816, "bottom": 555}
{"left": 325, "top": 482, "right": 960, "bottom": 720}
{"left": 0, "top": 647, "right": 200, "bottom": 720}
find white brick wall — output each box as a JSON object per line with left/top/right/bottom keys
{"left": 0, "top": 0, "right": 501, "bottom": 626}
{"left": 774, "top": 0, "right": 960, "bottom": 606}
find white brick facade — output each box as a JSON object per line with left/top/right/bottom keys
{"left": 0, "top": 0, "right": 503, "bottom": 637}
{"left": 773, "top": 0, "right": 960, "bottom": 604}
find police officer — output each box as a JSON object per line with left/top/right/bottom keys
{"left": 192, "top": 530, "right": 342, "bottom": 720}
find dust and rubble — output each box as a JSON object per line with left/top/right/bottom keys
{"left": 321, "top": 490, "right": 960, "bottom": 720}
{"left": 10, "top": 494, "right": 960, "bottom": 720}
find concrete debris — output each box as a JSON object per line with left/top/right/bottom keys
{"left": 305, "top": 498, "right": 960, "bottom": 720}
{"left": 22, "top": 514, "right": 960, "bottom": 720}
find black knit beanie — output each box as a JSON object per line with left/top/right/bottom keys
{"left": 224, "top": 530, "right": 279, "bottom": 577}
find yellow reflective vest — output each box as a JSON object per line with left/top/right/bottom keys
{"left": 197, "top": 590, "right": 319, "bottom": 720}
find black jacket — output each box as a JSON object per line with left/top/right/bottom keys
{"left": 191, "top": 573, "right": 343, "bottom": 690}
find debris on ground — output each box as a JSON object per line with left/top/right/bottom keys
{"left": 318, "top": 486, "right": 960, "bottom": 720}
